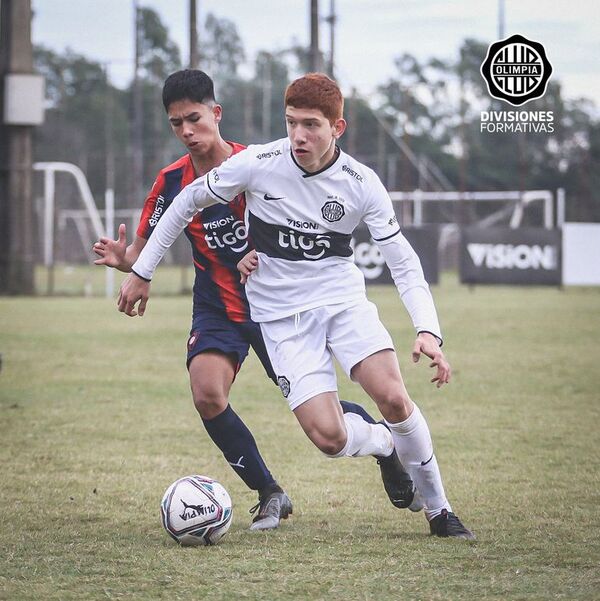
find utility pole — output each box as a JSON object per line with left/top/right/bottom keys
{"left": 348, "top": 87, "right": 357, "bottom": 156}
{"left": 189, "top": 0, "right": 199, "bottom": 68}
{"left": 309, "top": 0, "right": 321, "bottom": 72}
{"left": 131, "top": 0, "right": 144, "bottom": 204}
{"left": 261, "top": 55, "right": 272, "bottom": 142}
{"left": 104, "top": 64, "right": 115, "bottom": 196}
{"left": 324, "top": 0, "right": 336, "bottom": 78}
{"left": 0, "top": 0, "right": 44, "bottom": 294}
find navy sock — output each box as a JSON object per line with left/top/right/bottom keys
{"left": 339, "top": 400, "right": 377, "bottom": 424}
{"left": 202, "top": 404, "right": 276, "bottom": 492}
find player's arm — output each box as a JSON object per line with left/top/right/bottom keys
{"left": 118, "top": 176, "right": 220, "bottom": 317}
{"left": 120, "top": 151, "right": 252, "bottom": 317}
{"left": 364, "top": 180, "right": 450, "bottom": 387}
{"left": 377, "top": 238, "right": 451, "bottom": 387}
{"left": 93, "top": 170, "right": 169, "bottom": 273}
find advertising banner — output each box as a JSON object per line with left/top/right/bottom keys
{"left": 460, "top": 227, "right": 561, "bottom": 285}
{"left": 353, "top": 226, "right": 440, "bottom": 285}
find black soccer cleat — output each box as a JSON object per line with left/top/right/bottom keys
{"left": 249, "top": 485, "right": 293, "bottom": 531}
{"left": 376, "top": 450, "right": 416, "bottom": 509}
{"left": 429, "top": 508, "right": 475, "bottom": 540}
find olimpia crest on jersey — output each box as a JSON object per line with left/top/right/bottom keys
{"left": 321, "top": 197, "right": 345, "bottom": 223}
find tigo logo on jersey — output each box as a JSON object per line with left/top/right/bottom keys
{"left": 249, "top": 212, "right": 353, "bottom": 262}
{"left": 278, "top": 230, "right": 331, "bottom": 260}
{"left": 204, "top": 218, "right": 249, "bottom": 253}
{"left": 481, "top": 34, "right": 552, "bottom": 106}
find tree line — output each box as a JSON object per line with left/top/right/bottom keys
{"left": 34, "top": 7, "right": 600, "bottom": 226}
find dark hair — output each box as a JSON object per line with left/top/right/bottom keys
{"left": 284, "top": 73, "right": 343, "bottom": 125}
{"left": 162, "top": 69, "right": 216, "bottom": 111}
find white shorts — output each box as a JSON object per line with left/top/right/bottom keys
{"left": 259, "top": 299, "right": 395, "bottom": 410}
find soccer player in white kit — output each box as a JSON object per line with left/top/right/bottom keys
{"left": 120, "top": 73, "right": 474, "bottom": 539}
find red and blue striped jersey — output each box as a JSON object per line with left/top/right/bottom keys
{"left": 137, "top": 142, "right": 251, "bottom": 322}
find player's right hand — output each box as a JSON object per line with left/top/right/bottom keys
{"left": 117, "top": 272, "right": 150, "bottom": 317}
{"left": 237, "top": 249, "right": 258, "bottom": 284}
{"left": 412, "top": 332, "right": 451, "bottom": 388}
{"left": 93, "top": 223, "right": 127, "bottom": 269}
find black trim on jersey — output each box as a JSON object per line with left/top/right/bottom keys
{"left": 290, "top": 145, "right": 341, "bottom": 178}
{"left": 417, "top": 330, "right": 443, "bottom": 347}
{"left": 131, "top": 268, "right": 152, "bottom": 283}
{"left": 206, "top": 175, "right": 231, "bottom": 204}
{"left": 372, "top": 227, "right": 402, "bottom": 242}
{"left": 249, "top": 212, "right": 353, "bottom": 261}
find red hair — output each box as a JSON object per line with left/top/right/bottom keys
{"left": 284, "top": 73, "right": 344, "bottom": 125}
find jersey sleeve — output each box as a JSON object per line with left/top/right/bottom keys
{"left": 361, "top": 176, "right": 402, "bottom": 244}
{"left": 131, "top": 149, "right": 252, "bottom": 281}
{"left": 205, "top": 147, "right": 252, "bottom": 204}
{"left": 362, "top": 175, "right": 443, "bottom": 343}
{"left": 136, "top": 171, "right": 165, "bottom": 239}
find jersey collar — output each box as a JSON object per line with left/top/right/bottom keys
{"left": 289, "top": 144, "right": 342, "bottom": 178}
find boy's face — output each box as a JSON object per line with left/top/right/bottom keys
{"left": 285, "top": 106, "right": 346, "bottom": 173}
{"left": 167, "top": 99, "right": 222, "bottom": 158}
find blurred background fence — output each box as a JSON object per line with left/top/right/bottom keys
{"left": 2, "top": 0, "right": 599, "bottom": 295}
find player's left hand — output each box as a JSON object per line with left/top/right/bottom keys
{"left": 117, "top": 272, "right": 151, "bottom": 317}
{"left": 93, "top": 223, "right": 127, "bottom": 269}
{"left": 237, "top": 249, "right": 258, "bottom": 284}
{"left": 412, "top": 332, "right": 451, "bottom": 388}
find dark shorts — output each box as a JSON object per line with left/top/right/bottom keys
{"left": 186, "top": 306, "right": 276, "bottom": 384}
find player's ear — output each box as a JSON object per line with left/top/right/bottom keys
{"left": 333, "top": 118, "right": 347, "bottom": 139}
{"left": 213, "top": 104, "right": 223, "bottom": 123}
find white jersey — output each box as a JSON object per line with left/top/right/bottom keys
{"left": 133, "top": 137, "right": 442, "bottom": 340}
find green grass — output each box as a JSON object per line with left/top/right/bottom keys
{"left": 1, "top": 272, "right": 599, "bottom": 600}
{"left": 35, "top": 263, "right": 196, "bottom": 297}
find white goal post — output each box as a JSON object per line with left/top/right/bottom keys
{"left": 33, "top": 162, "right": 118, "bottom": 297}
{"left": 389, "top": 189, "right": 565, "bottom": 230}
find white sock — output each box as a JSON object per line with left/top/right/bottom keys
{"left": 327, "top": 413, "right": 394, "bottom": 458}
{"left": 385, "top": 403, "right": 451, "bottom": 519}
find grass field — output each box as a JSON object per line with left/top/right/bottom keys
{"left": 1, "top": 272, "right": 599, "bottom": 600}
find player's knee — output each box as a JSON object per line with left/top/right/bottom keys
{"left": 311, "top": 429, "right": 347, "bottom": 456}
{"left": 192, "top": 388, "right": 228, "bottom": 420}
{"left": 375, "top": 387, "right": 412, "bottom": 420}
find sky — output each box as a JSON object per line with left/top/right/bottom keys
{"left": 31, "top": 0, "right": 600, "bottom": 106}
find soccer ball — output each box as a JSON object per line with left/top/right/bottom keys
{"left": 160, "top": 475, "right": 233, "bottom": 546}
